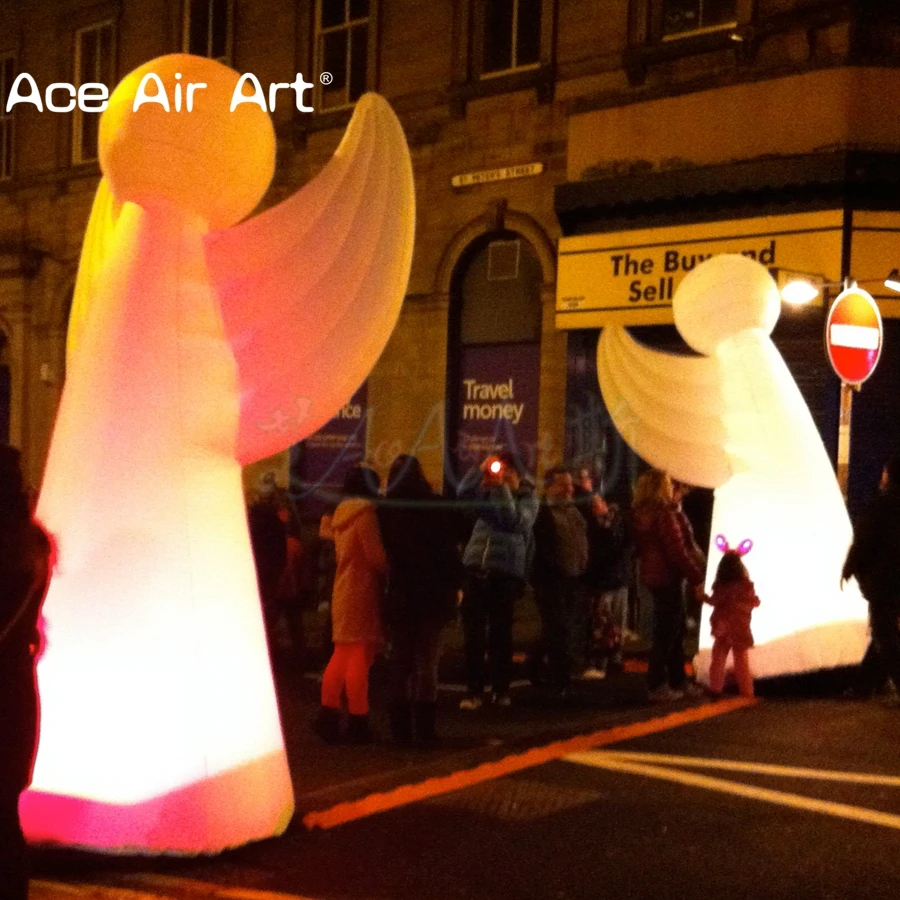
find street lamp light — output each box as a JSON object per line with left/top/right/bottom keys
{"left": 770, "top": 268, "right": 826, "bottom": 305}
{"left": 770, "top": 268, "right": 900, "bottom": 303}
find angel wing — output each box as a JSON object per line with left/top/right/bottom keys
{"left": 596, "top": 326, "right": 733, "bottom": 488}
{"left": 204, "top": 93, "right": 415, "bottom": 465}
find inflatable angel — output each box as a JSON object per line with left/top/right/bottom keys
{"left": 21, "top": 55, "right": 414, "bottom": 854}
{"left": 597, "top": 255, "right": 868, "bottom": 681}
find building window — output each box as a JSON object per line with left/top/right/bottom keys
{"left": 184, "top": 0, "right": 233, "bottom": 63}
{"left": 481, "top": 0, "right": 542, "bottom": 76}
{"left": 0, "top": 55, "right": 14, "bottom": 180}
{"left": 73, "top": 22, "right": 115, "bottom": 164}
{"left": 315, "top": 0, "right": 373, "bottom": 111}
{"left": 662, "top": 0, "right": 736, "bottom": 38}
{"left": 458, "top": 234, "right": 542, "bottom": 345}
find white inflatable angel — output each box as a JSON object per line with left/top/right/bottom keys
{"left": 597, "top": 255, "right": 868, "bottom": 682}
{"left": 21, "top": 55, "right": 414, "bottom": 854}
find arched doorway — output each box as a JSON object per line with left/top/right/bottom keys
{"left": 445, "top": 230, "right": 543, "bottom": 487}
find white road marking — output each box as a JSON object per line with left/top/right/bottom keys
{"left": 565, "top": 751, "right": 900, "bottom": 831}
{"left": 572, "top": 751, "right": 900, "bottom": 787}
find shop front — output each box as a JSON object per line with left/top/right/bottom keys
{"left": 555, "top": 152, "right": 900, "bottom": 516}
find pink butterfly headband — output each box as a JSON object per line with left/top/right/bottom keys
{"left": 715, "top": 534, "right": 753, "bottom": 556}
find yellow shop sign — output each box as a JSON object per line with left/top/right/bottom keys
{"left": 556, "top": 210, "right": 844, "bottom": 329}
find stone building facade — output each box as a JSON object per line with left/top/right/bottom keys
{"left": 2, "top": 1, "right": 899, "bottom": 510}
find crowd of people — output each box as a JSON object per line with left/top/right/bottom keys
{"left": 245, "top": 451, "right": 767, "bottom": 747}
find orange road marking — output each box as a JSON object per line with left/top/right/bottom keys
{"left": 30, "top": 882, "right": 171, "bottom": 899}
{"left": 124, "top": 875, "right": 318, "bottom": 899}
{"left": 302, "top": 696, "right": 756, "bottom": 830}
{"left": 32, "top": 875, "right": 320, "bottom": 899}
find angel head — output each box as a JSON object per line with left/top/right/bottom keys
{"left": 713, "top": 533, "right": 753, "bottom": 586}
{"left": 673, "top": 254, "right": 781, "bottom": 355}
{"left": 98, "top": 54, "right": 276, "bottom": 229}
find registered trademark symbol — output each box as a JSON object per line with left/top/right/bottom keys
{"left": 320, "top": 72, "right": 333, "bottom": 85}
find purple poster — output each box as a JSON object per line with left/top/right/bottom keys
{"left": 452, "top": 343, "right": 541, "bottom": 479}
{"left": 289, "top": 383, "right": 368, "bottom": 518}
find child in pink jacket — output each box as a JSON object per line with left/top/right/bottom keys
{"left": 705, "top": 536, "right": 760, "bottom": 698}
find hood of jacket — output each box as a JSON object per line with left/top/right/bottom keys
{"left": 332, "top": 497, "right": 374, "bottom": 534}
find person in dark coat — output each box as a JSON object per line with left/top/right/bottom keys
{"left": 574, "top": 467, "right": 632, "bottom": 678}
{"left": 532, "top": 466, "right": 589, "bottom": 695}
{"left": 0, "top": 447, "right": 52, "bottom": 900}
{"left": 842, "top": 453, "right": 900, "bottom": 699}
{"left": 378, "top": 455, "right": 464, "bottom": 746}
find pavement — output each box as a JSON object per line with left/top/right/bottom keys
{"left": 27, "top": 614, "right": 900, "bottom": 900}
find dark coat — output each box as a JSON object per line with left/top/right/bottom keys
{"left": 378, "top": 497, "right": 464, "bottom": 627}
{"left": 843, "top": 484, "right": 900, "bottom": 612}
{"left": 1, "top": 518, "right": 52, "bottom": 792}
{"left": 574, "top": 490, "right": 632, "bottom": 591}
{"left": 247, "top": 499, "right": 287, "bottom": 599}
{"left": 532, "top": 501, "right": 589, "bottom": 586}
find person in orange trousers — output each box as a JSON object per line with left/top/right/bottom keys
{"left": 316, "top": 465, "right": 387, "bottom": 744}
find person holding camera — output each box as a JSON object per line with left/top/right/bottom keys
{"left": 456, "top": 452, "right": 538, "bottom": 709}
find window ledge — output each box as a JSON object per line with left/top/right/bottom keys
{"left": 661, "top": 21, "right": 738, "bottom": 43}
{"left": 626, "top": 27, "right": 746, "bottom": 85}
{"left": 448, "top": 64, "right": 555, "bottom": 117}
{"left": 627, "top": 0, "right": 856, "bottom": 85}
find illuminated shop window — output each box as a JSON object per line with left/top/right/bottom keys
{"left": 0, "top": 55, "right": 13, "bottom": 179}
{"left": 73, "top": 22, "right": 115, "bottom": 164}
{"left": 184, "top": 0, "right": 233, "bottom": 64}
{"left": 316, "top": 0, "right": 373, "bottom": 110}
{"left": 662, "top": 0, "right": 736, "bottom": 37}
{"left": 482, "top": 0, "right": 542, "bottom": 76}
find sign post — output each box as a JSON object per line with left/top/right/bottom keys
{"left": 825, "top": 285, "right": 884, "bottom": 497}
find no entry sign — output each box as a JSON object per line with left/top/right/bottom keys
{"left": 826, "top": 286, "right": 883, "bottom": 385}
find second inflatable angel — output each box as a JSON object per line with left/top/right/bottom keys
{"left": 597, "top": 254, "right": 868, "bottom": 680}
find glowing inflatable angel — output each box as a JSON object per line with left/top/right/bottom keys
{"left": 597, "top": 255, "right": 868, "bottom": 681}
{"left": 21, "top": 55, "right": 414, "bottom": 854}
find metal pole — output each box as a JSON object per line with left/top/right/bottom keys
{"left": 837, "top": 380, "right": 855, "bottom": 499}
